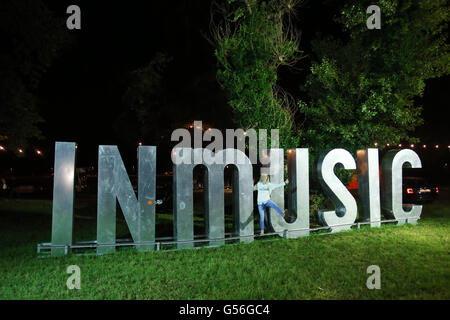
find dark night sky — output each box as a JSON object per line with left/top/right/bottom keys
{"left": 2, "top": 0, "right": 449, "bottom": 173}
{"left": 37, "top": 0, "right": 232, "bottom": 169}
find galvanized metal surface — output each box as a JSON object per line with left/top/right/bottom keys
{"left": 357, "top": 149, "right": 381, "bottom": 227}
{"left": 317, "top": 149, "right": 358, "bottom": 233}
{"left": 47, "top": 143, "right": 425, "bottom": 257}
{"left": 173, "top": 149, "right": 195, "bottom": 249}
{"left": 381, "top": 149, "right": 422, "bottom": 225}
{"left": 287, "top": 149, "right": 310, "bottom": 238}
{"left": 267, "top": 148, "right": 285, "bottom": 232}
{"left": 51, "top": 142, "right": 76, "bottom": 257}
{"left": 137, "top": 147, "right": 157, "bottom": 251}
{"left": 224, "top": 148, "right": 254, "bottom": 244}
{"left": 173, "top": 148, "right": 254, "bottom": 249}
{"left": 97, "top": 145, "right": 156, "bottom": 255}
{"left": 268, "top": 149, "right": 310, "bottom": 238}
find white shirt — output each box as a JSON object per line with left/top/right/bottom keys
{"left": 254, "top": 181, "right": 285, "bottom": 204}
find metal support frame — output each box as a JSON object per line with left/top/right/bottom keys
{"left": 37, "top": 218, "right": 416, "bottom": 257}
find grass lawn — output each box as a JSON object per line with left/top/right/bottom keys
{"left": 0, "top": 191, "right": 449, "bottom": 300}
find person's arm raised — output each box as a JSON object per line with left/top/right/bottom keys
{"left": 269, "top": 181, "right": 286, "bottom": 191}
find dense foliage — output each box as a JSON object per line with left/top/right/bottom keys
{"left": 120, "top": 52, "right": 172, "bottom": 146}
{"left": 212, "top": 0, "right": 303, "bottom": 149}
{"left": 298, "top": 0, "right": 450, "bottom": 159}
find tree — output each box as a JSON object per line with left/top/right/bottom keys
{"left": 0, "top": 0, "right": 68, "bottom": 150}
{"left": 120, "top": 52, "right": 172, "bottom": 146}
{"left": 211, "top": 0, "right": 304, "bottom": 149}
{"left": 298, "top": 0, "right": 450, "bottom": 160}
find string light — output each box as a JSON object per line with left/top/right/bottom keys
{"left": 18, "top": 148, "right": 23, "bottom": 153}
{"left": 36, "top": 150, "right": 42, "bottom": 155}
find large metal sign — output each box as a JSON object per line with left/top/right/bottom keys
{"left": 97, "top": 145, "right": 156, "bottom": 255}
{"left": 49, "top": 142, "right": 423, "bottom": 256}
{"left": 172, "top": 148, "right": 254, "bottom": 249}
{"left": 317, "top": 148, "right": 358, "bottom": 233}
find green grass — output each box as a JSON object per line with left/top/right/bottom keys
{"left": 0, "top": 192, "right": 449, "bottom": 299}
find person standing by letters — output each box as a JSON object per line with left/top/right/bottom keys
{"left": 254, "top": 173, "right": 288, "bottom": 235}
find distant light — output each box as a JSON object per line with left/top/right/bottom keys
{"left": 36, "top": 150, "right": 42, "bottom": 155}
{"left": 138, "top": 142, "right": 142, "bottom": 146}
{"left": 189, "top": 125, "right": 193, "bottom": 128}
{"left": 410, "top": 144, "right": 414, "bottom": 148}
{"left": 18, "top": 148, "right": 23, "bottom": 153}
{"left": 374, "top": 142, "right": 378, "bottom": 147}
{"left": 423, "top": 144, "right": 427, "bottom": 148}
{"left": 196, "top": 126, "right": 201, "bottom": 129}
{"left": 75, "top": 145, "right": 78, "bottom": 149}
{"left": 435, "top": 145, "right": 439, "bottom": 149}
{"left": 398, "top": 144, "right": 402, "bottom": 147}
{"left": 0, "top": 146, "right": 5, "bottom": 151}
{"left": 448, "top": 145, "right": 450, "bottom": 149}
{"left": 386, "top": 143, "right": 390, "bottom": 147}
{"left": 243, "top": 131, "right": 247, "bottom": 136}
